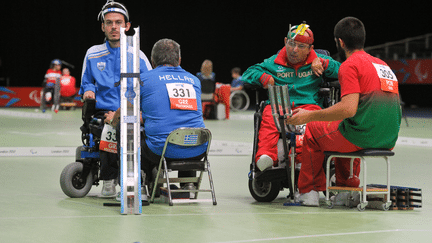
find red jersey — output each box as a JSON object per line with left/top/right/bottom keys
{"left": 60, "top": 75, "right": 77, "bottom": 97}
{"left": 45, "top": 69, "right": 62, "bottom": 84}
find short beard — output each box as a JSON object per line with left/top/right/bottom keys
{"left": 336, "top": 39, "right": 347, "bottom": 62}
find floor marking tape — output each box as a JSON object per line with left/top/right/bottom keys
{"left": 0, "top": 147, "right": 76, "bottom": 157}
{"left": 396, "top": 136, "right": 432, "bottom": 147}
{"left": 0, "top": 140, "right": 253, "bottom": 157}
{"left": 0, "top": 109, "right": 52, "bottom": 119}
{"left": 1, "top": 136, "right": 430, "bottom": 157}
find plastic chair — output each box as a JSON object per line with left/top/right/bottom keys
{"left": 149, "top": 127, "right": 217, "bottom": 206}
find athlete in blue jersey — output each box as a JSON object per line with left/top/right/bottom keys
{"left": 111, "top": 38, "right": 206, "bottom": 195}
{"left": 79, "top": 1, "right": 152, "bottom": 197}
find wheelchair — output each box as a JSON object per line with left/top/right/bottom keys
{"left": 60, "top": 98, "right": 103, "bottom": 198}
{"left": 40, "top": 78, "right": 61, "bottom": 113}
{"left": 247, "top": 51, "right": 340, "bottom": 203}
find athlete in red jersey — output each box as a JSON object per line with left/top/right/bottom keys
{"left": 60, "top": 68, "right": 77, "bottom": 98}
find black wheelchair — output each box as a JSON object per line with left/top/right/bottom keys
{"left": 247, "top": 50, "right": 340, "bottom": 203}
{"left": 60, "top": 98, "right": 103, "bottom": 198}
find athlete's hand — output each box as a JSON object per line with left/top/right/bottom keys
{"left": 104, "top": 111, "right": 115, "bottom": 125}
{"left": 285, "top": 108, "right": 312, "bottom": 125}
{"left": 264, "top": 77, "right": 275, "bottom": 89}
{"left": 311, "top": 57, "right": 324, "bottom": 76}
{"left": 83, "top": 91, "right": 95, "bottom": 100}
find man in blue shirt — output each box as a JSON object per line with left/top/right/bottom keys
{"left": 230, "top": 67, "right": 244, "bottom": 92}
{"left": 79, "top": 1, "right": 152, "bottom": 197}
{"left": 110, "top": 38, "right": 206, "bottom": 195}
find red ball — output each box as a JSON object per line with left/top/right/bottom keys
{"left": 346, "top": 176, "right": 360, "bottom": 187}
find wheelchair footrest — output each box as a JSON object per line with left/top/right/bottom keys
{"left": 255, "top": 168, "right": 288, "bottom": 182}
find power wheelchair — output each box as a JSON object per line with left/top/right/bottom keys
{"left": 60, "top": 98, "right": 104, "bottom": 198}
{"left": 247, "top": 50, "right": 340, "bottom": 203}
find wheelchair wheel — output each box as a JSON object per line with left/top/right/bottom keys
{"left": 248, "top": 178, "right": 280, "bottom": 202}
{"left": 60, "top": 162, "right": 94, "bottom": 198}
{"left": 230, "top": 90, "right": 250, "bottom": 111}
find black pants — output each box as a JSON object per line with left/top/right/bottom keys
{"left": 95, "top": 111, "right": 119, "bottom": 181}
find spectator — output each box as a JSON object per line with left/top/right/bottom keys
{"left": 60, "top": 68, "right": 77, "bottom": 101}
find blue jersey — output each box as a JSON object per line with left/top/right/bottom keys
{"left": 141, "top": 66, "right": 206, "bottom": 158}
{"left": 80, "top": 40, "right": 152, "bottom": 111}
{"left": 231, "top": 76, "right": 244, "bottom": 88}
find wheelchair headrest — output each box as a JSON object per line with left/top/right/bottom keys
{"left": 315, "top": 49, "right": 330, "bottom": 57}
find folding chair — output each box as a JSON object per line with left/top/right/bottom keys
{"left": 149, "top": 128, "right": 217, "bottom": 206}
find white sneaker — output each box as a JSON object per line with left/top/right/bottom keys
{"left": 257, "top": 154, "right": 273, "bottom": 171}
{"left": 182, "top": 183, "right": 196, "bottom": 198}
{"left": 331, "top": 192, "right": 360, "bottom": 206}
{"left": 100, "top": 179, "right": 116, "bottom": 197}
{"left": 295, "top": 190, "right": 319, "bottom": 206}
{"left": 115, "top": 187, "right": 149, "bottom": 202}
{"left": 141, "top": 186, "right": 149, "bottom": 202}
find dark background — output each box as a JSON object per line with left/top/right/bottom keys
{"left": 2, "top": 1, "right": 432, "bottom": 107}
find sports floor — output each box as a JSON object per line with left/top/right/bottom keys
{"left": 1, "top": 107, "right": 431, "bottom": 243}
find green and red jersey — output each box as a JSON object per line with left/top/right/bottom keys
{"left": 338, "top": 51, "right": 402, "bottom": 149}
{"left": 242, "top": 47, "right": 340, "bottom": 108}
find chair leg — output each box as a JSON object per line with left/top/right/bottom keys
{"left": 150, "top": 158, "right": 165, "bottom": 203}
{"left": 207, "top": 160, "right": 217, "bottom": 205}
{"left": 163, "top": 159, "right": 173, "bottom": 206}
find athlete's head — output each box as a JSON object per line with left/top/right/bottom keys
{"left": 284, "top": 22, "right": 314, "bottom": 64}
{"left": 51, "top": 59, "right": 62, "bottom": 70}
{"left": 99, "top": 1, "right": 131, "bottom": 46}
{"left": 334, "top": 17, "right": 366, "bottom": 61}
{"left": 98, "top": 0, "right": 129, "bottom": 23}
{"left": 151, "top": 39, "right": 181, "bottom": 67}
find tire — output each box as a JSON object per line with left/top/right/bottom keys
{"left": 230, "top": 90, "right": 250, "bottom": 111}
{"left": 248, "top": 178, "right": 280, "bottom": 202}
{"left": 60, "top": 162, "right": 94, "bottom": 198}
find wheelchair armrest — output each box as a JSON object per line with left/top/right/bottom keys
{"left": 321, "top": 79, "right": 340, "bottom": 88}
{"left": 82, "top": 98, "right": 96, "bottom": 126}
{"left": 243, "top": 83, "right": 261, "bottom": 91}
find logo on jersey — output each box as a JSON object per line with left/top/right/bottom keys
{"left": 97, "top": 62, "right": 106, "bottom": 71}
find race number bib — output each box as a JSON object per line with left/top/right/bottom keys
{"left": 372, "top": 63, "right": 399, "bottom": 94}
{"left": 99, "top": 124, "right": 117, "bottom": 153}
{"left": 166, "top": 83, "right": 198, "bottom": 111}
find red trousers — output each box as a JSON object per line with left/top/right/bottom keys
{"left": 256, "top": 104, "right": 321, "bottom": 165}
{"left": 297, "top": 120, "right": 363, "bottom": 193}
{"left": 214, "top": 84, "right": 231, "bottom": 119}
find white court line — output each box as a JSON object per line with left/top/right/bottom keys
{"left": 212, "top": 229, "right": 432, "bottom": 243}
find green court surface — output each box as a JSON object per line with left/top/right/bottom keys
{"left": 0, "top": 108, "right": 431, "bottom": 243}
